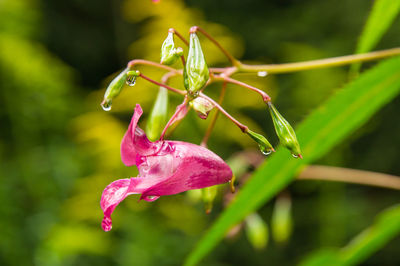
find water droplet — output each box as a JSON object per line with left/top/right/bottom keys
{"left": 126, "top": 75, "right": 137, "bottom": 86}
{"left": 101, "top": 99, "right": 112, "bottom": 111}
{"left": 259, "top": 145, "right": 272, "bottom": 156}
{"left": 257, "top": 71, "right": 268, "bottom": 77}
{"left": 291, "top": 153, "right": 298, "bottom": 158}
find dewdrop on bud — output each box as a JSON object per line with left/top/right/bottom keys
{"left": 246, "top": 129, "right": 274, "bottom": 156}
{"left": 268, "top": 102, "right": 302, "bottom": 158}
{"left": 189, "top": 96, "right": 214, "bottom": 119}
{"left": 184, "top": 32, "right": 209, "bottom": 95}
{"left": 126, "top": 70, "right": 140, "bottom": 86}
{"left": 160, "top": 32, "right": 181, "bottom": 65}
{"left": 101, "top": 68, "right": 128, "bottom": 111}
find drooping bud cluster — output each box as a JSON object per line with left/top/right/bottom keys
{"left": 160, "top": 32, "right": 184, "bottom": 65}
{"left": 189, "top": 96, "right": 214, "bottom": 119}
{"left": 101, "top": 68, "right": 128, "bottom": 111}
{"left": 268, "top": 102, "right": 302, "bottom": 158}
{"left": 184, "top": 32, "right": 209, "bottom": 96}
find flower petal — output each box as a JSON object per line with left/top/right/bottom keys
{"left": 121, "top": 104, "right": 162, "bottom": 166}
{"left": 141, "top": 141, "right": 233, "bottom": 199}
{"left": 100, "top": 177, "right": 148, "bottom": 231}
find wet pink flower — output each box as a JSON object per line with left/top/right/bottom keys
{"left": 100, "top": 104, "right": 233, "bottom": 231}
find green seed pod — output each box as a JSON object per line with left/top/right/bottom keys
{"left": 246, "top": 129, "right": 274, "bottom": 156}
{"left": 160, "top": 32, "right": 180, "bottom": 65}
{"left": 184, "top": 33, "right": 209, "bottom": 95}
{"left": 101, "top": 68, "right": 128, "bottom": 111}
{"left": 189, "top": 96, "right": 214, "bottom": 119}
{"left": 146, "top": 87, "right": 168, "bottom": 141}
{"left": 202, "top": 186, "right": 217, "bottom": 214}
{"left": 268, "top": 102, "right": 302, "bottom": 158}
{"left": 271, "top": 195, "right": 293, "bottom": 244}
{"left": 245, "top": 213, "right": 269, "bottom": 250}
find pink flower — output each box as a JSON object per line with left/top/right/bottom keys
{"left": 100, "top": 104, "right": 233, "bottom": 231}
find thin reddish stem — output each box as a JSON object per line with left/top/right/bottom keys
{"left": 139, "top": 73, "right": 186, "bottom": 96}
{"left": 169, "top": 28, "right": 189, "bottom": 46}
{"left": 190, "top": 26, "right": 240, "bottom": 66}
{"left": 201, "top": 82, "right": 227, "bottom": 146}
{"left": 199, "top": 92, "right": 248, "bottom": 133}
{"left": 160, "top": 97, "right": 189, "bottom": 140}
{"left": 218, "top": 76, "right": 271, "bottom": 102}
{"left": 127, "top": 59, "right": 179, "bottom": 73}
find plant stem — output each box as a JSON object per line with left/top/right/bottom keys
{"left": 169, "top": 28, "right": 189, "bottom": 46}
{"left": 139, "top": 73, "right": 186, "bottom": 95}
{"left": 199, "top": 92, "right": 248, "bottom": 133}
{"left": 215, "top": 76, "right": 271, "bottom": 102}
{"left": 190, "top": 26, "right": 240, "bottom": 66}
{"left": 127, "top": 59, "right": 180, "bottom": 73}
{"left": 201, "top": 82, "right": 227, "bottom": 146}
{"left": 160, "top": 97, "right": 189, "bottom": 140}
{"left": 298, "top": 165, "right": 400, "bottom": 190}
{"left": 237, "top": 47, "right": 400, "bottom": 74}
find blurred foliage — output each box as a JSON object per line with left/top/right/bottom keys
{"left": 0, "top": 0, "right": 399, "bottom": 266}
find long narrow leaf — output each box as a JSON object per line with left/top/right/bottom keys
{"left": 351, "top": 0, "right": 400, "bottom": 74}
{"left": 185, "top": 56, "right": 400, "bottom": 266}
{"left": 300, "top": 204, "right": 400, "bottom": 266}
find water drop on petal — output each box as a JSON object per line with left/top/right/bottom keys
{"left": 257, "top": 71, "right": 268, "bottom": 77}
{"left": 126, "top": 75, "right": 137, "bottom": 86}
{"left": 101, "top": 100, "right": 112, "bottom": 111}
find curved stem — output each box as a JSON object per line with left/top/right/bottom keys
{"left": 160, "top": 97, "right": 189, "bottom": 140}
{"left": 169, "top": 28, "right": 189, "bottom": 46}
{"left": 237, "top": 47, "right": 400, "bottom": 74}
{"left": 139, "top": 73, "right": 186, "bottom": 95}
{"left": 199, "top": 92, "right": 248, "bottom": 133}
{"left": 201, "top": 82, "right": 227, "bottom": 146}
{"left": 298, "top": 165, "right": 400, "bottom": 190}
{"left": 127, "top": 59, "right": 180, "bottom": 73}
{"left": 190, "top": 26, "right": 240, "bottom": 66}
{"left": 215, "top": 76, "right": 271, "bottom": 102}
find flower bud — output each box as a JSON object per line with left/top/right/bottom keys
{"left": 160, "top": 32, "right": 180, "bottom": 65}
{"left": 268, "top": 103, "right": 302, "bottom": 158}
{"left": 245, "top": 213, "right": 269, "bottom": 250}
{"left": 189, "top": 96, "right": 214, "bottom": 119}
{"left": 101, "top": 68, "right": 128, "bottom": 111}
{"left": 146, "top": 87, "right": 168, "bottom": 141}
{"left": 184, "top": 33, "right": 209, "bottom": 95}
{"left": 246, "top": 129, "right": 274, "bottom": 156}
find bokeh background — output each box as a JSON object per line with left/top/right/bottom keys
{"left": 1, "top": 0, "right": 399, "bottom": 265}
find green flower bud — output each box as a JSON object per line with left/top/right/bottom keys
{"left": 246, "top": 129, "right": 274, "bottom": 156}
{"left": 189, "top": 96, "right": 214, "bottom": 119}
{"left": 184, "top": 33, "right": 209, "bottom": 95}
{"left": 146, "top": 87, "right": 168, "bottom": 141}
{"left": 268, "top": 102, "right": 302, "bottom": 158}
{"left": 245, "top": 213, "right": 269, "bottom": 250}
{"left": 271, "top": 195, "right": 293, "bottom": 244}
{"left": 202, "top": 186, "right": 217, "bottom": 214}
{"left": 160, "top": 32, "right": 180, "bottom": 65}
{"left": 101, "top": 68, "right": 128, "bottom": 111}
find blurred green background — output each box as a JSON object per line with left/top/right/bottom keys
{"left": 0, "top": 0, "right": 399, "bottom": 265}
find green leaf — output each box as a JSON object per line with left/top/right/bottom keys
{"left": 184, "top": 56, "right": 400, "bottom": 266}
{"left": 300, "top": 204, "right": 400, "bottom": 266}
{"left": 351, "top": 0, "right": 400, "bottom": 74}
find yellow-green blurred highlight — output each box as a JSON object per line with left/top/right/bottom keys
{"left": 271, "top": 194, "right": 293, "bottom": 244}
{"left": 245, "top": 213, "right": 269, "bottom": 250}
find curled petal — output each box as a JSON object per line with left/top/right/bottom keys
{"left": 121, "top": 104, "right": 161, "bottom": 166}
{"left": 101, "top": 177, "right": 148, "bottom": 231}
